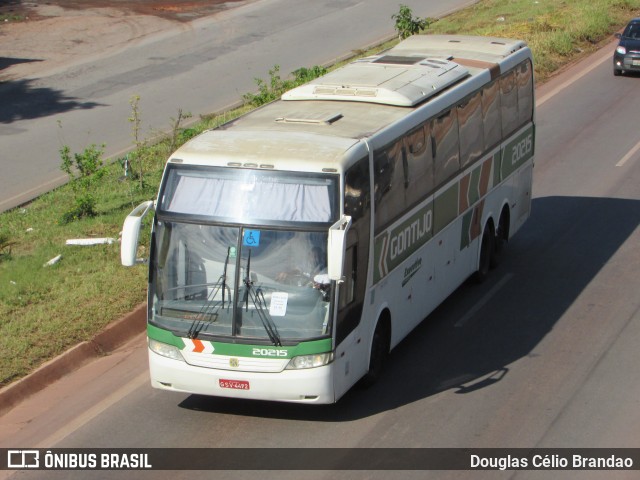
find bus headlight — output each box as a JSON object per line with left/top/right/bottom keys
{"left": 149, "top": 338, "right": 184, "bottom": 362}
{"left": 285, "top": 352, "right": 333, "bottom": 370}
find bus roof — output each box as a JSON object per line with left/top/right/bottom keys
{"left": 171, "top": 34, "right": 530, "bottom": 171}
{"left": 389, "top": 35, "right": 528, "bottom": 62}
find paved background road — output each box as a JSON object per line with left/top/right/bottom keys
{"left": 0, "top": 0, "right": 473, "bottom": 211}
{"left": 1, "top": 39, "right": 639, "bottom": 479}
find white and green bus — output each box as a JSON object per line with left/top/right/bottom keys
{"left": 121, "top": 35, "right": 534, "bottom": 404}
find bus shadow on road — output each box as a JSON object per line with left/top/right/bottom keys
{"left": 179, "top": 195, "right": 640, "bottom": 421}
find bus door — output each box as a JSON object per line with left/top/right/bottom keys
{"left": 333, "top": 157, "right": 371, "bottom": 399}
{"left": 333, "top": 230, "right": 368, "bottom": 399}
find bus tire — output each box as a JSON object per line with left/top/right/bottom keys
{"left": 491, "top": 209, "right": 509, "bottom": 269}
{"left": 474, "top": 224, "right": 494, "bottom": 284}
{"left": 360, "top": 317, "right": 390, "bottom": 388}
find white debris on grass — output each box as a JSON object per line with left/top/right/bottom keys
{"left": 44, "top": 254, "right": 62, "bottom": 267}
{"left": 65, "top": 238, "right": 116, "bottom": 246}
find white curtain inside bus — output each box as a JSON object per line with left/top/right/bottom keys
{"left": 164, "top": 171, "right": 334, "bottom": 223}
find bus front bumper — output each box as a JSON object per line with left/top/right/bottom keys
{"left": 148, "top": 349, "right": 336, "bottom": 404}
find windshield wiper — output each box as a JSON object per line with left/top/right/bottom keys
{"left": 243, "top": 249, "right": 282, "bottom": 346}
{"left": 188, "top": 247, "right": 232, "bottom": 339}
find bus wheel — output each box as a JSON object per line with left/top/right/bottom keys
{"left": 474, "top": 225, "right": 494, "bottom": 284}
{"left": 360, "top": 318, "right": 390, "bottom": 388}
{"left": 491, "top": 210, "right": 509, "bottom": 269}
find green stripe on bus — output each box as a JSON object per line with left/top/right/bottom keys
{"left": 148, "top": 323, "right": 186, "bottom": 349}
{"left": 493, "top": 151, "right": 502, "bottom": 185}
{"left": 500, "top": 126, "right": 534, "bottom": 179}
{"left": 460, "top": 210, "right": 474, "bottom": 250}
{"left": 468, "top": 166, "right": 482, "bottom": 206}
{"left": 433, "top": 183, "right": 459, "bottom": 233}
{"left": 148, "top": 324, "right": 332, "bottom": 358}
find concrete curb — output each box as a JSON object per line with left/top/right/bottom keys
{"left": 0, "top": 303, "right": 147, "bottom": 417}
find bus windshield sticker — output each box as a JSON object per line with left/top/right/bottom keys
{"left": 269, "top": 292, "right": 289, "bottom": 317}
{"left": 243, "top": 230, "right": 261, "bottom": 247}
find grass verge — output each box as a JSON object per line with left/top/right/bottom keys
{"left": 1, "top": 0, "right": 639, "bottom": 387}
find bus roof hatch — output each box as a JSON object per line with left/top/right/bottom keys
{"left": 282, "top": 56, "right": 468, "bottom": 107}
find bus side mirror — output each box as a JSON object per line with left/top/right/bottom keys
{"left": 121, "top": 200, "right": 154, "bottom": 266}
{"left": 327, "top": 215, "right": 352, "bottom": 282}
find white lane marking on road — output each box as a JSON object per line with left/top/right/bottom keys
{"left": 616, "top": 139, "right": 640, "bottom": 167}
{"left": 34, "top": 371, "right": 148, "bottom": 448}
{"left": 454, "top": 273, "right": 514, "bottom": 328}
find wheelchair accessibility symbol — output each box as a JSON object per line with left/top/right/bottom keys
{"left": 243, "top": 230, "right": 261, "bottom": 247}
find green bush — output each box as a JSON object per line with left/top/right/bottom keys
{"left": 59, "top": 144, "right": 106, "bottom": 223}
{"left": 392, "top": 5, "right": 436, "bottom": 39}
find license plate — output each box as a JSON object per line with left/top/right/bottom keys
{"left": 219, "top": 379, "right": 250, "bottom": 390}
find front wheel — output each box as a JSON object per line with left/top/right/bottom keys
{"left": 360, "top": 320, "right": 389, "bottom": 388}
{"left": 491, "top": 213, "right": 508, "bottom": 269}
{"left": 473, "top": 226, "right": 494, "bottom": 284}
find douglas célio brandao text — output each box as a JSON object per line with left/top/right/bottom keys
{"left": 470, "top": 453, "right": 634, "bottom": 470}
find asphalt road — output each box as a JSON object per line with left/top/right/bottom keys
{"left": 1, "top": 39, "right": 639, "bottom": 479}
{"left": 0, "top": 0, "right": 471, "bottom": 212}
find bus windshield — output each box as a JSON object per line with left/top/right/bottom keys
{"left": 159, "top": 165, "right": 338, "bottom": 224}
{"left": 150, "top": 221, "right": 333, "bottom": 343}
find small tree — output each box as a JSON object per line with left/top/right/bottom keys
{"left": 392, "top": 5, "right": 435, "bottom": 40}
{"left": 168, "top": 108, "right": 193, "bottom": 155}
{"left": 59, "top": 144, "right": 106, "bottom": 223}
{"left": 128, "top": 94, "right": 147, "bottom": 190}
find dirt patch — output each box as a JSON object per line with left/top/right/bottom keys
{"left": 2, "top": 0, "right": 241, "bottom": 22}
{"left": 0, "top": 0, "right": 247, "bottom": 80}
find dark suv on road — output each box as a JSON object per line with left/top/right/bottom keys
{"left": 614, "top": 18, "right": 640, "bottom": 76}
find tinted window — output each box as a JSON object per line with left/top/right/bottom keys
{"left": 458, "top": 91, "right": 484, "bottom": 168}
{"left": 500, "top": 70, "right": 518, "bottom": 137}
{"left": 404, "top": 124, "right": 434, "bottom": 207}
{"left": 432, "top": 109, "right": 460, "bottom": 186}
{"left": 482, "top": 80, "right": 502, "bottom": 149}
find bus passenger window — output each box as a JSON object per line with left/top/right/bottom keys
{"left": 344, "top": 158, "right": 370, "bottom": 223}
{"left": 404, "top": 125, "right": 434, "bottom": 207}
{"left": 458, "top": 91, "right": 484, "bottom": 169}
{"left": 500, "top": 70, "right": 518, "bottom": 137}
{"left": 374, "top": 140, "right": 404, "bottom": 227}
{"left": 482, "top": 80, "right": 502, "bottom": 150}
{"left": 432, "top": 109, "right": 460, "bottom": 186}
{"left": 517, "top": 60, "right": 534, "bottom": 126}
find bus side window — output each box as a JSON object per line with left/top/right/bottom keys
{"left": 345, "top": 157, "right": 370, "bottom": 223}
{"left": 517, "top": 60, "right": 534, "bottom": 126}
{"left": 432, "top": 108, "right": 460, "bottom": 186}
{"left": 336, "top": 243, "right": 360, "bottom": 344}
{"left": 481, "top": 80, "right": 502, "bottom": 150}
{"left": 374, "top": 140, "right": 403, "bottom": 227}
{"left": 338, "top": 159, "right": 370, "bottom": 345}
{"left": 338, "top": 245, "right": 356, "bottom": 309}
{"left": 500, "top": 70, "right": 518, "bottom": 137}
{"left": 458, "top": 90, "right": 484, "bottom": 169}
{"left": 404, "top": 124, "right": 434, "bottom": 207}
